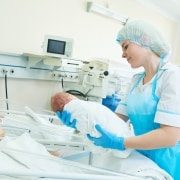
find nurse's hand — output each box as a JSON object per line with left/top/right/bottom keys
{"left": 87, "top": 124, "right": 126, "bottom": 151}
{"left": 56, "top": 110, "right": 77, "bottom": 129}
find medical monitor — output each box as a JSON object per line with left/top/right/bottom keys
{"left": 43, "top": 35, "right": 73, "bottom": 58}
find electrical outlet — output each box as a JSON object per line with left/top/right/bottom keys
{"left": 51, "top": 72, "right": 56, "bottom": 79}
{"left": 1, "top": 68, "right": 7, "bottom": 74}
{"left": 9, "top": 69, "right": 15, "bottom": 74}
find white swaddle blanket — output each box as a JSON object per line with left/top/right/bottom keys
{"left": 64, "top": 99, "right": 134, "bottom": 158}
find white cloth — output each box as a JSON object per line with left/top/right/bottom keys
{"left": 64, "top": 99, "right": 134, "bottom": 158}
{"left": 92, "top": 150, "right": 173, "bottom": 180}
{"left": 2, "top": 113, "right": 73, "bottom": 142}
{"left": 0, "top": 133, "right": 117, "bottom": 179}
{"left": 0, "top": 133, "right": 173, "bottom": 180}
{"left": 0, "top": 133, "right": 89, "bottom": 173}
{"left": 116, "top": 62, "right": 180, "bottom": 127}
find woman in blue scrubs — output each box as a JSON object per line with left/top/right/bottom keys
{"left": 87, "top": 21, "right": 180, "bottom": 180}
{"left": 57, "top": 21, "right": 180, "bottom": 180}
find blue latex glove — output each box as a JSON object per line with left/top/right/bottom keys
{"left": 87, "top": 124, "right": 126, "bottom": 151}
{"left": 56, "top": 110, "right": 77, "bottom": 129}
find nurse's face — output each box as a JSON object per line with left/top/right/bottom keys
{"left": 121, "top": 40, "right": 149, "bottom": 68}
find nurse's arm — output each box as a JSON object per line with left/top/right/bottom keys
{"left": 124, "top": 125, "right": 180, "bottom": 150}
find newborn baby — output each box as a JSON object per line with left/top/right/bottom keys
{"left": 51, "top": 92, "right": 134, "bottom": 158}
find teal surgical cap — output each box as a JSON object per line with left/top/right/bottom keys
{"left": 116, "top": 20, "right": 171, "bottom": 58}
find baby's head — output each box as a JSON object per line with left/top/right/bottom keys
{"left": 51, "top": 92, "right": 77, "bottom": 112}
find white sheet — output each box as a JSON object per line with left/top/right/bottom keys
{"left": 0, "top": 133, "right": 142, "bottom": 180}
{"left": 0, "top": 133, "right": 173, "bottom": 180}
{"left": 91, "top": 150, "right": 173, "bottom": 180}
{"left": 2, "top": 112, "right": 74, "bottom": 141}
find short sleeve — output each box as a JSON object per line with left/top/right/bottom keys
{"left": 155, "top": 66, "right": 180, "bottom": 127}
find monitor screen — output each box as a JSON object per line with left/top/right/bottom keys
{"left": 47, "top": 39, "right": 66, "bottom": 55}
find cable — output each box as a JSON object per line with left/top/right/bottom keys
{"left": 61, "top": 77, "right": 64, "bottom": 88}
{"left": 66, "top": 85, "right": 95, "bottom": 101}
{"left": 65, "top": 90, "right": 87, "bottom": 100}
{"left": 82, "top": 86, "right": 94, "bottom": 101}
{"left": 4, "top": 72, "right": 9, "bottom": 110}
{"left": 85, "top": 85, "right": 94, "bottom": 96}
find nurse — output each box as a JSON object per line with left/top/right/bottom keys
{"left": 87, "top": 20, "right": 180, "bottom": 180}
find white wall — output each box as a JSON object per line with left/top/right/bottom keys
{"left": 0, "top": 0, "right": 179, "bottom": 62}
{"left": 0, "top": 0, "right": 179, "bottom": 111}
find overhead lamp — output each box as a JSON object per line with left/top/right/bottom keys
{"left": 87, "top": 2, "right": 128, "bottom": 25}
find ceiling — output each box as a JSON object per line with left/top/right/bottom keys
{"left": 136, "top": 0, "right": 180, "bottom": 22}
